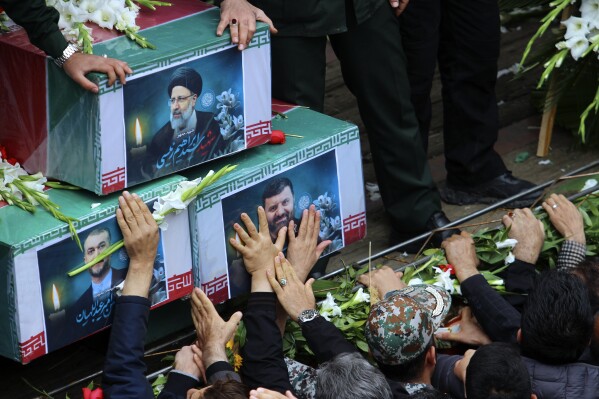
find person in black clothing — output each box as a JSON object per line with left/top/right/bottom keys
{"left": 1, "top": 0, "right": 131, "bottom": 92}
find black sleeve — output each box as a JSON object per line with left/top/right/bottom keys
{"left": 158, "top": 372, "right": 198, "bottom": 399}
{"left": 102, "top": 296, "right": 155, "bottom": 399}
{"left": 240, "top": 292, "right": 293, "bottom": 393}
{"left": 461, "top": 274, "right": 521, "bottom": 343}
{"left": 301, "top": 315, "right": 358, "bottom": 363}
{"left": 502, "top": 259, "right": 537, "bottom": 311}
{"left": 1, "top": 0, "right": 68, "bottom": 58}
{"left": 206, "top": 361, "right": 241, "bottom": 384}
{"left": 431, "top": 354, "right": 465, "bottom": 399}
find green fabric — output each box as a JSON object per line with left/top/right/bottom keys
{"left": 0, "top": 0, "right": 68, "bottom": 58}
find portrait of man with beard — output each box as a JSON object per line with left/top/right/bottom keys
{"left": 141, "top": 66, "right": 224, "bottom": 179}
{"left": 64, "top": 227, "right": 127, "bottom": 342}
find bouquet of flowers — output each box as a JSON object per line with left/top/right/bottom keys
{"left": 505, "top": 0, "right": 599, "bottom": 141}
{"left": 45, "top": 0, "right": 171, "bottom": 54}
{"left": 214, "top": 89, "right": 245, "bottom": 155}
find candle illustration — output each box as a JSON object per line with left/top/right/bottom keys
{"left": 49, "top": 284, "right": 66, "bottom": 323}
{"left": 130, "top": 118, "right": 147, "bottom": 157}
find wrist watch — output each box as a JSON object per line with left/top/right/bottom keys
{"left": 297, "top": 309, "right": 320, "bottom": 325}
{"left": 54, "top": 43, "right": 80, "bottom": 68}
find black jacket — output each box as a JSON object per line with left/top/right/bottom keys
{"left": 0, "top": 0, "right": 68, "bottom": 57}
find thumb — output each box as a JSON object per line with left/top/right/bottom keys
{"left": 315, "top": 240, "right": 332, "bottom": 257}
{"left": 225, "top": 311, "right": 243, "bottom": 337}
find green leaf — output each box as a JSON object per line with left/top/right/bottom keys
{"left": 514, "top": 151, "right": 530, "bottom": 163}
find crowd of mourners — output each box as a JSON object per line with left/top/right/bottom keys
{"left": 100, "top": 191, "right": 599, "bottom": 399}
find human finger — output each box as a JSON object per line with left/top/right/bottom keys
{"left": 274, "top": 254, "right": 285, "bottom": 281}
{"left": 274, "top": 225, "right": 287, "bottom": 252}
{"left": 216, "top": 14, "right": 229, "bottom": 36}
{"left": 241, "top": 213, "right": 259, "bottom": 239}
{"left": 305, "top": 278, "right": 315, "bottom": 301}
{"left": 357, "top": 272, "right": 371, "bottom": 287}
{"left": 119, "top": 191, "right": 139, "bottom": 228}
{"left": 229, "top": 19, "right": 239, "bottom": 44}
{"left": 197, "top": 287, "right": 219, "bottom": 317}
{"left": 224, "top": 311, "right": 243, "bottom": 340}
{"left": 255, "top": 9, "right": 277, "bottom": 34}
{"left": 257, "top": 206, "right": 269, "bottom": 234}
{"left": 311, "top": 209, "right": 321, "bottom": 242}
{"left": 116, "top": 207, "right": 131, "bottom": 238}
{"left": 124, "top": 191, "right": 146, "bottom": 225}
{"left": 266, "top": 269, "right": 284, "bottom": 296}
{"left": 298, "top": 208, "right": 309, "bottom": 238}
{"left": 314, "top": 239, "right": 331, "bottom": 258}
{"left": 232, "top": 222, "right": 251, "bottom": 245}
{"left": 69, "top": 71, "right": 100, "bottom": 93}
{"left": 237, "top": 18, "right": 251, "bottom": 50}
{"left": 134, "top": 193, "right": 156, "bottom": 227}
{"left": 111, "top": 61, "right": 127, "bottom": 85}
{"left": 287, "top": 219, "right": 296, "bottom": 243}
{"left": 229, "top": 235, "right": 248, "bottom": 256}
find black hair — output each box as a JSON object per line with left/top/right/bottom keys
{"left": 262, "top": 177, "right": 294, "bottom": 205}
{"left": 376, "top": 342, "right": 432, "bottom": 383}
{"left": 571, "top": 256, "right": 599, "bottom": 313}
{"left": 466, "top": 343, "right": 531, "bottom": 399}
{"left": 520, "top": 269, "right": 593, "bottom": 364}
{"left": 410, "top": 388, "right": 454, "bottom": 399}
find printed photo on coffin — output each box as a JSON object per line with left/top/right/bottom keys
{"left": 222, "top": 149, "right": 344, "bottom": 298}
{"left": 124, "top": 46, "right": 245, "bottom": 185}
{"left": 37, "top": 207, "right": 167, "bottom": 352}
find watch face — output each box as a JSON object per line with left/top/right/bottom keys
{"left": 299, "top": 309, "right": 318, "bottom": 324}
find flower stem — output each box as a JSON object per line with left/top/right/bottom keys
{"left": 68, "top": 240, "right": 124, "bottom": 276}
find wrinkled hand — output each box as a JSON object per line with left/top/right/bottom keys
{"left": 389, "top": 0, "right": 410, "bottom": 16}
{"left": 435, "top": 307, "right": 491, "bottom": 346}
{"left": 117, "top": 191, "right": 159, "bottom": 297}
{"left": 63, "top": 52, "right": 132, "bottom": 93}
{"left": 173, "top": 345, "right": 202, "bottom": 380}
{"left": 217, "top": 0, "right": 277, "bottom": 51}
{"left": 190, "top": 287, "right": 242, "bottom": 367}
{"left": 267, "top": 253, "right": 316, "bottom": 322}
{"left": 441, "top": 232, "right": 480, "bottom": 283}
{"left": 250, "top": 388, "right": 297, "bottom": 399}
{"left": 287, "top": 205, "right": 331, "bottom": 282}
{"left": 502, "top": 208, "right": 545, "bottom": 264}
{"left": 357, "top": 266, "right": 406, "bottom": 298}
{"left": 229, "top": 207, "right": 286, "bottom": 276}
{"left": 542, "top": 193, "right": 585, "bottom": 244}
{"left": 453, "top": 349, "right": 476, "bottom": 383}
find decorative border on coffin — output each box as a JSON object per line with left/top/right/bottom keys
{"left": 97, "top": 29, "right": 270, "bottom": 95}
{"left": 193, "top": 126, "right": 360, "bottom": 213}
{"left": 12, "top": 180, "right": 182, "bottom": 255}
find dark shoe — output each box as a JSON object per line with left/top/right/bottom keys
{"left": 390, "top": 211, "right": 461, "bottom": 252}
{"left": 440, "top": 172, "right": 541, "bottom": 208}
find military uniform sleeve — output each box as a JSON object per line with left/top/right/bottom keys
{"left": 1, "top": 0, "right": 68, "bottom": 58}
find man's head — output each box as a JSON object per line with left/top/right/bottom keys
{"left": 365, "top": 285, "right": 451, "bottom": 382}
{"left": 466, "top": 343, "right": 535, "bottom": 399}
{"left": 316, "top": 352, "right": 392, "bottom": 399}
{"left": 520, "top": 269, "right": 593, "bottom": 364}
{"left": 167, "top": 67, "right": 201, "bottom": 131}
{"left": 83, "top": 228, "right": 112, "bottom": 280}
{"left": 186, "top": 379, "right": 249, "bottom": 399}
{"left": 262, "top": 177, "right": 295, "bottom": 240}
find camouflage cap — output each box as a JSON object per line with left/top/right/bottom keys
{"left": 365, "top": 285, "right": 451, "bottom": 365}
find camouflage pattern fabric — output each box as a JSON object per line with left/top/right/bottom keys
{"left": 285, "top": 357, "right": 317, "bottom": 399}
{"left": 394, "top": 285, "right": 452, "bottom": 329}
{"left": 366, "top": 290, "right": 443, "bottom": 366}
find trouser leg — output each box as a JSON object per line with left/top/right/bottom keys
{"left": 439, "top": 0, "right": 507, "bottom": 186}
{"left": 270, "top": 35, "right": 328, "bottom": 112}
{"left": 329, "top": 3, "right": 441, "bottom": 232}
{"left": 399, "top": 0, "right": 441, "bottom": 152}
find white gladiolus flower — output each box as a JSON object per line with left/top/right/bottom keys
{"left": 581, "top": 0, "right": 599, "bottom": 30}
{"left": 151, "top": 180, "right": 201, "bottom": 230}
{"left": 505, "top": 251, "right": 515, "bottom": 265}
{"left": 92, "top": 7, "right": 117, "bottom": 29}
{"left": 581, "top": 178, "right": 598, "bottom": 192}
{"left": 433, "top": 266, "right": 455, "bottom": 294}
{"left": 408, "top": 278, "right": 424, "bottom": 286}
{"left": 495, "top": 238, "right": 518, "bottom": 249}
{"left": 562, "top": 16, "right": 590, "bottom": 40}
{"left": 565, "top": 36, "right": 590, "bottom": 60}
{"left": 1, "top": 163, "right": 27, "bottom": 184}
{"left": 353, "top": 287, "right": 370, "bottom": 304}
{"left": 319, "top": 293, "right": 343, "bottom": 320}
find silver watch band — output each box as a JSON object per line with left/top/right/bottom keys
{"left": 54, "top": 43, "right": 79, "bottom": 68}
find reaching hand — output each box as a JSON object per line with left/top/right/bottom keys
{"left": 172, "top": 345, "right": 202, "bottom": 381}
{"left": 217, "top": 0, "right": 277, "bottom": 51}
{"left": 190, "top": 344, "right": 207, "bottom": 383}
{"left": 229, "top": 207, "right": 287, "bottom": 276}
{"left": 434, "top": 307, "right": 491, "bottom": 346}
{"left": 250, "top": 388, "right": 298, "bottom": 399}
{"left": 117, "top": 191, "right": 159, "bottom": 297}
{"left": 502, "top": 208, "right": 545, "bottom": 264}
{"left": 389, "top": 0, "right": 410, "bottom": 16}
{"left": 267, "top": 253, "right": 316, "bottom": 322}
{"left": 542, "top": 193, "right": 585, "bottom": 245}
{"left": 357, "top": 266, "right": 406, "bottom": 299}
{"left": 63, "top": 52, "right": 132, "bottom": 93}
{"left": 286, "top": 205, "right": 331, "bottom": 282}
{"left": 190, "top": 287, "right": 242, "bottom": 367}
{"left": 441, "top": 232, "right": 480, "bottom": 283}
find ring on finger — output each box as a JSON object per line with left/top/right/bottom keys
{"left": 230, "top": 18, "right": 238, "bottom": 26}
{"left": 279, "top": 278, "right": 287, "bottom": 287}
{"left": 552, "top": 203, "right": 558, "bottom": 209}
